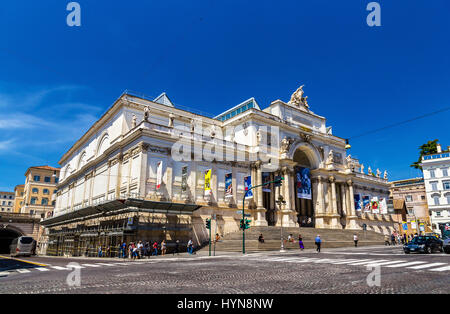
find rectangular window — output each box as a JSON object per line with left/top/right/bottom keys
{"left": 443, "top": 168, "right": 449, "bottom": 177}
{"left": 44, "top": 176, "right": 51, "bottom": 183}
{"left": 436, "top": 211, "right": 441, "bottom": 217}
{"left": 433, "top": 197, "right": 440, "bottom": 206}
{"left": 443, "top": 181, "right": 450, "bottom": 190}
{"left": 55, "top": 177, "right": 59, "bottom": 183}
{"left": 34, "top": 175, "right": 40, "bottom": 182}
{"left": 430, "top": 170, "right": 435, "bottom": 178}
{"left": 405, "top": 195, "right": 413, "bottom": 202}
{"left": 431, "top": 182, "right": 438, "bottom": 191}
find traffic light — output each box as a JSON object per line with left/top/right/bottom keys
{"left": 244, "top": 218, "right": 251, "bottom": 230}
{"left": 240, "top": 219, "right": 245, "bottom": 230}
{"left": 206, "top": 218, "right": 211, "bottom": 230}
{"left": 274, "top": 176, "right": 284, "bottom": 187}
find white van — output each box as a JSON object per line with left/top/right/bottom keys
{"left": 9, "top": 236, "right": 35, "bottom": 257}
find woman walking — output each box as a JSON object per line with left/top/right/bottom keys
{"left": 298, "top": 234, "right": 304, "bottom": 251}
{"left": 161, "top": 240, "right": 166, "bottom": 256}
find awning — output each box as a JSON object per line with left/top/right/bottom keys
{"left": 41, "top": 198, "right": 201, "bottom": 227}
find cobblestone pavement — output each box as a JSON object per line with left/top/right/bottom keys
{"left": 0, "top": 246, "right": 449, "bottom": 294}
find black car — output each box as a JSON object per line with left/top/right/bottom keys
{"left": 403, "top": 236, "right": 443, "bottom": 254}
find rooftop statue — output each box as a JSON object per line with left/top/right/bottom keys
{"left": 289, "top": 84, "right": 309, "bottom": 110}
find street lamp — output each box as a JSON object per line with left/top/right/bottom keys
{"left": 275, "top": 195, "right": 286, "bottom": 252}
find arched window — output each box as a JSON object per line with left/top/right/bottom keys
{"left": 41, "top": 198, "right": 48, "bottom": 205}
{"left": 43, "top": 189, "right": 49, "bottom": 195}
{"left": 431, "top": 194, "right": 440, "bottom": 206}
{"left": 30, "top": 197, "right": 37, "bottom": 205}
{"left": 32, "top": 188, "right": 39, "bottom": 194}
{"left": 97, "top": 133, "right": 110, "bottom": 156}
{"left": 445, "top": 193, "right": 450, "bottom": 205}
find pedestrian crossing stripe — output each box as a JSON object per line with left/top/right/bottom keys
{"left": 429, "top": 265, "right": 450, "bottom": 272}
{"left": 407, "top": 263, "right": 446, "bottom": 270}
{"left": 81, "top": 264, "right": 101, "bottom": 267}
{"left": 364, "top": 261, "right": 406, "bottom": 267}
{"left": 347, "top": 260, "right": 387, "bottom": 266}
{"left": 332, "top": 259, "right": 371, "bottom": 265}
{"left": 36, "top": 267, "right": 50, "bottom": 271}
{"left": 385, "top": 261, "right": 426, "bottom": 268}
{"left": 16, "top": 269, "right": 31, "bottom": 273}
{"left": 50, "top": 266, "right": 70, "bottom": 270}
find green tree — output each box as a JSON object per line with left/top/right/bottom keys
{"left": 410, "top": 139, "right": 439, "bottom": 170}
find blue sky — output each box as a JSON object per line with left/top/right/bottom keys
{"left": 0, "top": 0, "right": 449, "bottom": 191}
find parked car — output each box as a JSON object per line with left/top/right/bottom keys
{"left": 403, "top": 236, "right": 443, "bottom": 254}
{"left": 443, "top": 236, "right": 450, "bottom": 254}
{"left": 9, "top": 236, "right": 35, "bottom": 257}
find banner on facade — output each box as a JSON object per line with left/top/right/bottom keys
{"left": 354, "top": 194, "right": 362, "bottom": 211}
{"left": 419, "top": 223, "right": 425, "bottom": 232}
{"left": 181, "top": 166, "right": 188, "bottom": 193}
{"left": 379, "top": 197, "right": 387, "bottom": 214}
{"left": 411, "top": 220, "right": 417, "bottom": 230}
{"left": 296, "top": 167, "right": 312, "bottom": 200}
{"left": 244, "top": 175, "right": 253, "bottom": 199}
{"left": 402, "top": 222, "right": 408, "bottom": 231}
{"left": 363, "top": 196, "right": 371, "bottom": 212}
{"left": 204, "top": 169, "right": 212, "bottom": 196}
{"left": 156, "top": 161, "right": 163, "bottom": 190}
{"left": 371, "top": 201, "right": 379, "bottom": 214}
{"left": 262, "top": 172, "right": 271, "bottom": 192}
{"left": 225, "top": 172, "right": 233, "bottom": 198}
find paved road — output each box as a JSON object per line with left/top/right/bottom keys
{"left": 0, "top": 245, "right": 449, "bottom": 294}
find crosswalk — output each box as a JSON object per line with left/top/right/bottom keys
{"left": 0, "top": 261, "right": 137, "bottom": 277}
{"left": 242, "top": 255, "right": 450, "bottom": 272}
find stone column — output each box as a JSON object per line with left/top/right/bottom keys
{"left": 138, "top": 143, "right": 149, "bottom": 199}
{"left": 346, "top": 180, "right": 360, "bottom": 229}
{"left": 274, "top": 170, "right": 281, "bottom": 226}
{"left": 314, "top": 176, "right": 326, "bottom": 228}
{"left": 281, "top": 166, "right": 297, "bottom": 227}
{"left": 255, "top": 161, "right": 268, "bottom": 226}
{"left": 329, "top": 176, "right": 341, "bottom": 229}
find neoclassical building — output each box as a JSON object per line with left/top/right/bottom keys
{"left": 42, "top": 87, "right": 394, "bottom": 256}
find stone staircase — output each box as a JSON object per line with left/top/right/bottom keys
{"left": 201, "top": 226, "right": 385, "bottom": 253}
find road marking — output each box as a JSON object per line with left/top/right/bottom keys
{"left": 16, "top": 268, "right": 31, "bottom": 273}
{"left": 429, "top": 265, "right": 450, "bottom": 272}
{"left": 268, "top": 257, "right": 305, "bottom": 262}
{"left": 0, "top": 271, "right": 9, "bottom": 277}
{"left": 0, "top": 255, "right": 47, "bottom": 267}
{"left": 407, "top": 263, "right": 447, "bottom": 270}
{"left": 95, "top": 263, "right": 116, "bottom": 266}
{"left": 50, "top": 266, "right": 70, "bottom": 270}
{"left": 329, "top": 259, "right": 361, "bottom": 264}
{"left": 81, "top": 264, "right": 101, "bottom": 267}
{"left": 385, "top": 261, "right": 426, "bottom": 268}
{"left": 36, "top": 267, "right": 50, "bottom": 271}
{"left": 364, "top": 261, "right": 406, "bottom": 267}
{"left": 332, "top": 259, "right": 372, "bottom": 265}
{"left": 286, "top": 258, "right": 321, "bottom": 263}
{"left": 347, "top": 260, "right": 385, "bottom": 266}
{"left": 312, "top": 259, "right": 340, "bottom": 264}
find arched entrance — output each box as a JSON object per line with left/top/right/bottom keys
{"left": 0, "top": 228, "right": 23, "bottom": 254}
{"left": 290, "top": 143, "right": 320, "bottom": 228}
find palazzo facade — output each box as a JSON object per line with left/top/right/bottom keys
{"left": 42, "top": 87, "right": 394, "bottom": 256}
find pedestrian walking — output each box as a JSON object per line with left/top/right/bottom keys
{"left": 353, "top": 234, "right": 358, "bottom": 247}
{"left": 98, "top": 245, "right": 103, "bottom": 257}
{"left": 161, "top": 240, "right": 166, "bottom": 255}
{"left": 384, "top": 234, "right": 390, "bottom": 246}
{"left": 187, "top": 239, "right": 193, "bottom": 254}
{"left": 315, "top": 235, "right": 321, "bottom": 253}
{"left": 391, "top": 233, "right": 396, "bottom": 246}
{"left": 152, "top": 241, "right": 158, "bottom": 256}
{"left": 174, "top": 240, "right": 180, "bottom": 255}
{"left": 298, "top": 234, "right": 304, "bottom": 250}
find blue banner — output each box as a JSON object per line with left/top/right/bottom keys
{"left": 225, "top": 173, "right": 232, "bottom": 198}
{"left": 244, "top": 175, "right": 253, "bottom": 199}
{"left": 354, "top": 194, "right": 361, "bottom": 211}
{"left": 262, "top": 172, "right": 271, "bottom": 192}
{"left": 296, "top": 167, "right": 311, "bottom": 200}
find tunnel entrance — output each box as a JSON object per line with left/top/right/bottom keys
{"left": 0, "top": 228, "right": 22, "bottom": 254}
